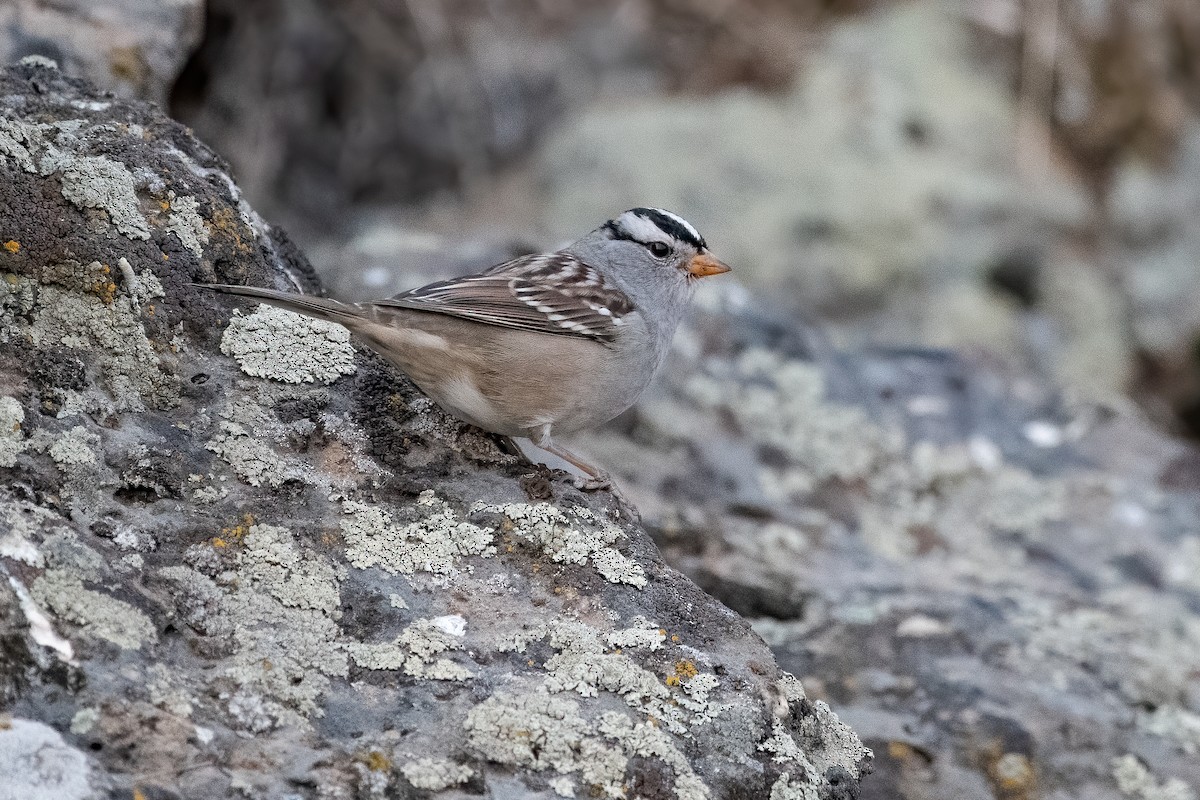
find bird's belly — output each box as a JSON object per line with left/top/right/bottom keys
{"left": 423, "top": 374, "right": 513, "bottom": 435}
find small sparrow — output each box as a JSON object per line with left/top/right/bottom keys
{"left": 200, "top": 208, "right": 730, "bottom": 489}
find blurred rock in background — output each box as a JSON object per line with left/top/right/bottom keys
{"left": 0, "top": 0, "right": 203, "bottom": 105}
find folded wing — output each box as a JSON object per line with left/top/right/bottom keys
{"left": 371, "top": 252, "right": 635, "bottom": 343}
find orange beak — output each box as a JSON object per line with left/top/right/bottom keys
{"left": 687, "top": 251, "right": 732, "bottom": 278}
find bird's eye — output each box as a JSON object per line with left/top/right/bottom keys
{"left": 647, "top": 241, "right": 671, "bottom": 258}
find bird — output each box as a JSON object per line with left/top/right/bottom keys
{"left": 198, "top": 207, "right": 730, "bottom": 490}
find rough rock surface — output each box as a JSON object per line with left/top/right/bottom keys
{"left": 563, "top": 283, "right": 1200, "bottom": 799}
{"left": 0, "top": 62, "right": 869, "bottom": 799}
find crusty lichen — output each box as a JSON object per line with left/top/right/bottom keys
{"left": 157, "top": 521, "right": 351, "bottom": 732}
{"left": 0, "top": 396, "right": 27, "bottom": 467}
{"left": 30, "top": 568, "right": 156, "bottom": 649}
{"left": 769, "top": 773, "right": 820, "bottom": 800}
{"left": 682, "top": 349, "right": 904, "bottom": 491}
{"left": 1112, "top": 754, "right": 1196, "bottom": 800}
{"left": 340, "top": 491, "right": 495, "bottom": 577}
{"left": 464, "top": 690, "right": 712, "bottom": 800}
{"left": 239, "top": 524, "right": 345, "bottom": 615}
{"left": 0, "top": 116, "right": 150, "bottom": 239}
{"left": 25, "top": 275, "right": 179, "bottom": 410}
{"left": 345, "top": 617, "right": 473, "bottom": 681}
{"left": 206, "top": 421, "right": 306, "bottom": 488}
{"left": 477, "top": 502, "right": 646, "bottom": 587}
{"left": 400, "top": 758, "right": 474, "bottom": 790}
{"left": 465, "top": 691, "right": 629, "bottom": 796}
{"left": 165, "top": 191, "right": 209, "bottom": 257}
{"left": 221, "top": 306, "right": 357, "bottom": 385}
{"left": 57, "top": 154, "right": 151, "bottom": 239}
{"left": 47, "top": 425, "right": 99, "bottom": 466}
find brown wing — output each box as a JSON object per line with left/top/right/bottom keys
{"left": 370, "top": 252, "right": 635, "bottom": 343}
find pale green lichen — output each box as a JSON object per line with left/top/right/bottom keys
{"left": 240, "top": 524, "right": 344, "bottom": 614}
{"left": 0, "top": 396, "right": 27, "bottom": 467}
{"left": 400, "top": 758, "right": 474, "bottom": 790}
{"left": 69, "top": 707, "right": 100, "bottom": 735}
{"left": 1112, "top": 754, "right": 1196, "bottom": 800}
{"left": 27, "top": 278, "right": 178, "bottom": 410}
{"left": 539, "top": 621, "right": 720, "bottom": 735}
{"left": 605, "top": 622, "right": 665, "bottom": 651}
{"left": 345, "top": 618, "right": 472, "bottom": 681}
{"left": 1139, "top": 705, "right": 1200, "bottom": 755}
{"left": 477, "top": 502, "right": 646, "bottom": 587}
{"left": 340, "top": 491, "right": 494, "bottom": 576}
{"left": 30, "top": 568, "right": 156, "bottom": 649}
{"left": 769, "top": 773, "right": 820, "bottom": 800}
{"left": 464, "top": 691, "right": 629, "bottom": 796}
{"left": 58, "top": 155, "right": 151, "bottom": 239}
{"left": 596, "top": 712, "right": 710, "bottom": 800}
{"left": 206, "top": 421, "right": 303, "bottom": 488}
{"left": 0, "top": 116, "right": 150, "bottom": 239}
{"left": 159, "top": 525, "right": 350, "bottom": 732}
{"left": 548, "top": 775, "right": 576, "bottom": 797}
{"left": 221, "top": 306, "right": 357, "bottom": 385}
{"left": 683, "top": 350, "right": 903, "bottom": 489}
{"left": 48, "top": 425, "right": 99, "bottom": 466}
{"left": 465, "top": 690, "right": 713, "bottom": 800}
{"left": 166, "top": 192, "right": 209, "bottom": 257}
{"left": 147, "top": 663, "right": 195, "bottom": 717}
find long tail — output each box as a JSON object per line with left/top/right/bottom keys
{"left": 195, "top": 283, "right": 364, "bottom": 326}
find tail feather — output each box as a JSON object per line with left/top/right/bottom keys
{"left": 195, "top": 283, "right": 363, "bottom": 326}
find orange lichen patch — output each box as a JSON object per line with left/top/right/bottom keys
{"left": 133, "top": 789, "right": 146, "bottom": 800}
{"left": 206, "top": 206, "right": 255, "bottom": 256}
{"left": 212, "top": 513, "right": 255, "bottom": 548}
{"left": 360, "top": 750, "right": 393, "bottom": 772}
{"left": 666, "top": 659, "right": 699, "bottom": 687}
{"left": 159, "top": 200, "right": 171, "bottom": 211}
{"left": 670, "top": 634, "right": 680, "bottom": 643}
{"left": 2, "top": 240, "right": 19, "bottom": 254}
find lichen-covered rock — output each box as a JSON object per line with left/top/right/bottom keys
{"left": 566, "top": 282, "right": 1200, "bottom": 799}
{"left": 0, "top": 61, "right": 869, "bottom": 799}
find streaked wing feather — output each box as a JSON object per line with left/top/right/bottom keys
{"left": 370, "top": 253, "right": 634, "bottom": 343}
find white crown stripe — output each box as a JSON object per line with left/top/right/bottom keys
{"left": 648, "top": 207, "right": 702, "bottom": 242}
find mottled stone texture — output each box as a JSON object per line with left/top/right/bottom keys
{"left": 0, "top": 62, "right": 868, "bottom": 799}
{"left": 569, "top": 290, "right": 1200, "bottom": 799}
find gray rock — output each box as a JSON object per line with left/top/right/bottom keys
{"left": 0, "top": 61, "right": 869, "bottom": 799}
{"left": 0, "top": 0, "right": 203, "bottom": 105}
{"left": 0, "top": 718, "right": 108, "bottom": 800}
{"left": 565, "top": 281, "right": 1200, "bottom": 799}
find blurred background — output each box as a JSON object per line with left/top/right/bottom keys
{"left": 6, "top": 0, "right": 1200, "bottom": 437}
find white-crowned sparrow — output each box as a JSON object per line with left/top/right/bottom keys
{"left": 200, "top": 207, "right": 730, "bottom": 488}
